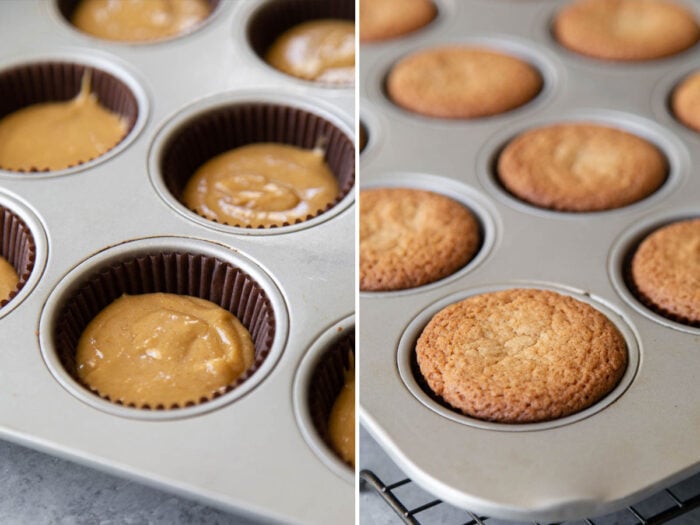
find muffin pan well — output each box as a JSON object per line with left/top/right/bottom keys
{"left": 360, "top": 0, "right": 700, "bottom": 522}
{"left": 0, "top": 1, "right": 353, "bottom": 524}
{"left": 293, "top": 313, "right": 355, "bottom": 484}
{"left": 149, "top": 92, "right": 354, "bottom": 234}
{"left": 0, "top": 54, "right": 148, "bottom": 175}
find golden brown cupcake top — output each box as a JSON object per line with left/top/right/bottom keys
{"left": 0, "top": 73, "right": 128, "bottom": 172}
{"left": 386, "top": 47, "right": 542, "bottom": 119}
{"left": 0, "top": 255, "right": 18, "bottom": 304}
{"left": 360, "top": 188, "right": 480, "bottom": 291}
{"left": 631, "top": 218, "right": 700, "bottom": 324}
{"left": 672, "top": 71, "right": 700, "bottom": 133}
{"left": 360, "top": 0, "right": 436, "bottom": 42}
{"left": 497, "top": 123, "right": 667, "bottom": 212}
{"left": 71, "top": 0, "right": 211, "bottom": 42}
{"left": 266, "top": 20, "right": 355, "bottom": 84}
{"left": 553, "top": 0, "right": 700, "bottom": 61}
{"left": 416, "top": 289, "right": 628, "bottom": 423}
{"left": 182, "top": 142, "right": 339, "bottom": 228}
{"left": 328, "top": 354, "right": 355, "bottom": 467}
{"left": 76, "top": 293, "right": 255, "bottom": 407}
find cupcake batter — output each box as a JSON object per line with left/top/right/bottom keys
{"left": 72, "top": 0, "right": 211, "bottom": 42}
{"left": 266, "top": 19, "right": 355, "bottom": 83}
{"left": 328, "top": 356, "right": 355, "bottom": 467}
{"left": 76, "top": 293, "right": 255, "bottom": 407}
{"left": 0, "top": 72, "right": 127, "bottom": 172}
{"left": 183, "top": 142, "right": 339, "bottom": 228}
{"left": 0, "top": 256, "right": 18, "bottom": 304}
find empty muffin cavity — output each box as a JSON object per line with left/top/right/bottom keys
{"left": 0, "top": 60, "right": 141, "bottom": 172}
{"left": 158, "top": 102, "right": 355, "bottom": 229}
{"left": 51, "top": 250, "right": 276, "bottom": 410}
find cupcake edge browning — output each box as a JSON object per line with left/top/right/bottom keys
{"left": 416, "top": 288, "right": 628, "bottom": 423}
{"left": 360, "top": 188, "right": 481, "bottom": 291}
{"left": 631, "top": 218, "right": 700, "bottom": 324}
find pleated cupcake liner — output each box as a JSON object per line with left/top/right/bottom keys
{"left": 308, "top": 329, "right": 355, "bottom": 468}
{"left": 0, "top": 206, "right": 36, "bottom": 307}
{"left": 52, "top": 251, "right": 276, "bottom": 410}
{"left": 159, "top": 102, "right": 355, "bottom": 228}
{"left": 0, "top": 61, "right": 139, "bottom": 172}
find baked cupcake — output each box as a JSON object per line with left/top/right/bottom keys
{"left": 553, "top": 0, "right": 700, "bottom": 61}
{"left": 416, "top": 288, "right": 628, "bottom": 423}
{"left": 386, "top": 46, "right": 542, "bottom": 119}
{"left": 360, "top": 188, "right": 481, "bottom": 291}
{"left": 672, "top": 71, "right": 700, "bottom": 133}
{"left": 630, "top": 218, "right": 700, "bottom": 325}
{"left": 497, "top": 123, "right": 667, "bottom": 212}
{"left": 360, "top": 0, "right": 436, "bottom": 42}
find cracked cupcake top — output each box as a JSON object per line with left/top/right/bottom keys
{"left": 416, "top": 288, "right": 628, "bottom": 423}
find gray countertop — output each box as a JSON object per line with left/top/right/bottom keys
{"left": 0, "top": 439, "right": 268, "bottom": 525}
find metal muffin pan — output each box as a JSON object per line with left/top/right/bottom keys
{"left": 0, "top": 1, "right": 354, "bottom": 524}
{"left": 360, "top": 0, "right": 700, "bottom": 522}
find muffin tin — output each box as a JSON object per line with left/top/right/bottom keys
{"left": 0, "top": 1, "right": 354, "bottom": 523}
{"left": 360, "top": 0, "right": 700, "bottom": 521}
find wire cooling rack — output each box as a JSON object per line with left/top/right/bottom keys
{"left": 359, "top": 428, "right": 700, "bottom": 525}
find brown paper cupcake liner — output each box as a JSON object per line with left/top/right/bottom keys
{"left": 359, "top": 122, "right": 368, "bottom": 153}
{"left": 247, "top": 0, "right": 355, "bottom": 75}
{"left": 52, "top": 251, "right": 276, "bottom": 410}
{"left": 159, "top": 102, "right": 355, "bottom": 228}
{"left": 0, "top": 206, "right": 36, "bottom": 307}
{"left": 57, "top": 0, "right": 221, "bottom": 41}
{"left": 307, "top": 329, "right": 355, "bottom": 468}
{"left": 0, "top": 61, "right": 139, "bottom": 172}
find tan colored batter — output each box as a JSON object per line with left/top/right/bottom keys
{"left": 266, "top": 20, "right": 355, "bottom": 84}
{"left": 0, "top": 73, "right": 127, "bottom": 172}
{"left": 72, "top": 0, "right": 211, "bottom": 42}
{"left": 183, "top": 142, "right": 339, "bottom": 228}
{"left": 0, "top": 256, "right": 18, "bottom": 304}
{"left": 76, "top": 293, "right": 255, "bottom": 407}
{"left": 328, "top": 356, "right": 354, "bottom": 467}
